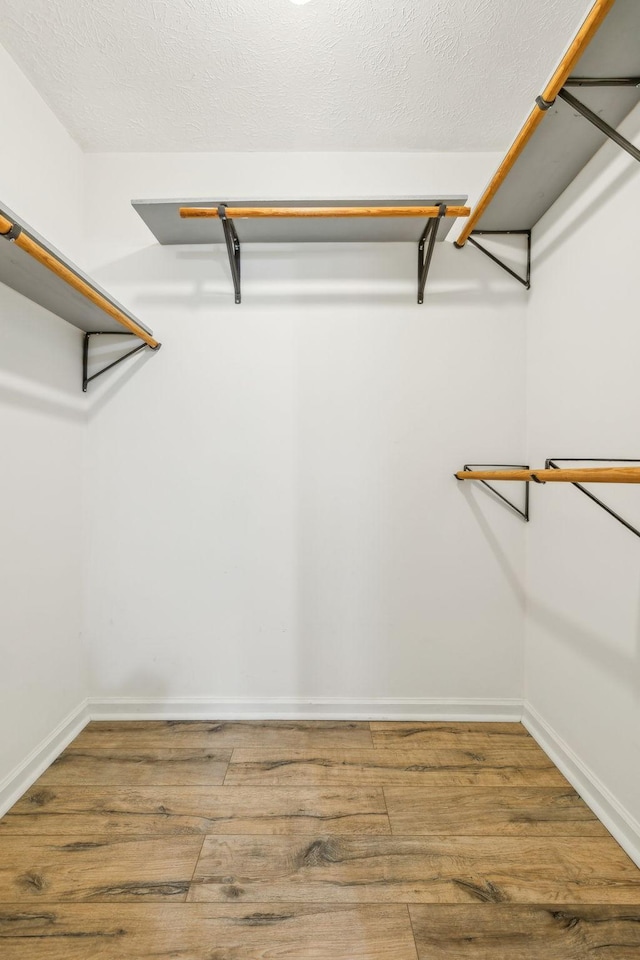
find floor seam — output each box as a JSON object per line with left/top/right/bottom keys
{"left": 380, "top": 786, "right": 393, "bottom": 835}
{"left": 405, "top": 903, "right": 421, "bottom": 960}
{"left": 222, "top": 749, "right": 235, "bottom": 785}
{"left": 186, "top": 834, "right": 208, "bottom": 901}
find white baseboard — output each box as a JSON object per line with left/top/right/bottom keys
{"left": 523, "top": 701, "right": 640, "bottom": 869}
{"left": 0, "top": 699, "right": 90, "bottom": 818}
{"left": 89, "top": 696, "right": 524, "bottom": 722}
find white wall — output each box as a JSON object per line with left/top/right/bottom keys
{"left": 0, "top": 44, "right": 84, "bottom": 258}
{"left": 526, "top": 103, "right": 640, "bottom": 842}
{"left": 0, "top": 44, "right": 88, "bottom": 802}
{"left": 81, "top": 151, "right": 528, "bottom": 710}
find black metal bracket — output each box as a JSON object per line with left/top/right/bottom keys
{"left": 536, "top": 95, "right": 555, "bottom": 111}
{"left": 546, "top": 458, "right": 640, "bottom": 540}
{"left": 417, "top": 203, "right": 446, "bottom": 304}
{"left": 82, "top": 331, "right": 157, "bottom": 393}
{"left": 564, "top": 77, "right": 640, "bottom": 88}
{"left": 0, "top": 221, "right": 22, "bottom": 241}
{"left": 461, "top": 230, "right": 531, "bottom": 289}
{"left": 456, "top": 464, "right": 530, "bottom": 521}
{"left": 557, "top": 87, "right": 640, "bottom": 164}
{"left": 218, "top": 204, "right": 241, "bottom": 304}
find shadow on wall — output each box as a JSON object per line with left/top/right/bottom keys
{"left": 0, "top": 327, "right": 154, "bottom": 420}
{"left": 526, "top": 591, "right": 640, "bottom": 698}
{"left": 533, "top": 108, "right": 640, "bottom": 267}
{"left": 463, "top": 478, "right": 640, "bottom": 693}
{"left": 91, "top": 238, "right": 529, "bottom": 313}
{"left": 0, "top": 376, "right": 85, "bottom": 423}
{"left": 456, "top": 482, "right": 526, "bottom": 610}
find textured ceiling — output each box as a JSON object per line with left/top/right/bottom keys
{"left": 0, "top": 0, "right": 593, "bottom": 152}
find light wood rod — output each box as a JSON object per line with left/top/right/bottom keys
{"left": 456, "top": 468, "right": 640, "bottom": 484}
{"left": 542, "top": 0, "right": 617, "bottom": 102}
{"left": 455, "top": 0, "right": 616, "bottom": 246}
{"left": 179, "top": 205, "right": 470, "bottom": 219}
{"left": 454, "top": 106, "right": 543, "bottom": 246}
{"left": 0, "top": 214, "right": 159, "bottom": 348}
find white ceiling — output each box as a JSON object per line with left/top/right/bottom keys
{"left": 0, "top": 0, "right": 593, "bottom": 152}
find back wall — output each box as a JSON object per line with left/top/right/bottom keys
{"left": 81, "top": 152, "right": 528, "bottom": 714}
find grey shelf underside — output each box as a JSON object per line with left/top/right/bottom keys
{"left": 476, "top": 0, "right": 640, "bottom": 232}
{"left": 132, "top": 197, "right": 467, "bottom": 246}
{"left": 0, "top": 203, "right": 153, "bottom": 337}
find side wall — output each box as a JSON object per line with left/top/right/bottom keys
{"left": 0, "top": 44, "right": 88, "bottom": 810}
{"left": 81, "top": 152, "right": 528, "bottom": 716}
{"left": 525, "top": 103, "right": 640, "bottom": 858}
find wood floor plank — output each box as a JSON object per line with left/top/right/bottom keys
{"left": 225, "top": 748, "right": 567, "bottom": 786}
{"left": 0, "top": 836, "right": 203, "bottom": 903}
{"left": 71, "top": 720, "right": 374, "bottom": 749}
{"left": 34, "top": 748, "right": 231, "bottom": 786}
{"left": 384, "top": 786, "right": 607, "bottom": 836}
{"left": 409, "top": 903, "right": 640, "bottom": 958}
{"left": 0, "top": 902, "right": 419, "bottom": 959}
{"left": 370, "top": 722, "right": 535, "bottom": 750}
{"left": 1, "top": 785, "right": 391, "bottom": 836}
{"left": 189, "top": 835, "right": 640, "bottom": 904}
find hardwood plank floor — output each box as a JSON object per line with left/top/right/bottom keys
{"left": 384, "top": 786, "right": 607, "bottom": 836}
{"left": 370, "top": 721, "right": 530, "bottom": 748}
{"left": 189, "top": 834, "right": 640, "bottom": 904}
{"left": 0, "top": 903, "right": 419, "bottom": 960}
{"left": 224, "top": 746, "right": 566, "bottom": 786}
{"left": 0, "top": 836, "right": 203, "bottom": 902}
{"left": 1, "top": 785, "right": 391, "bottom": 836}
{"left": 71, "top": 720, "right": 374, "bottom": 749}
{"left": 1, "top": 719, "right": 639, "bottom": 958}
{"left": 409, "top": 904, "right": 640, "bottom": 958}
{"left": 36, "top": 748, "right": 231, "bottom": 786}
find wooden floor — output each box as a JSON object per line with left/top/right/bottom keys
{"left": 1, "top": 720, "right": 640, "bottom": 958}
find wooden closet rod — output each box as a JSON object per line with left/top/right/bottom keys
{"left": 0, "top": 214, "right": 159, "bottom": 349}
{"left": 456, "top": 467, "right": 640, "bottom": 484}
{"left": 455, "top": 0, "right": 616, "bottom": 246}
{"left": 179, "top": 205, "right": 470, "bottom": 220}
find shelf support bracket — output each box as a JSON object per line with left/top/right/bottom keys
{"left": 456, "top": 463, "right": 530, "bottom": 521}
{"left": 564, "top": 77, "right": 640, "bottom": 88}
{"left": 83, "top": 332, "right": 156, "bottom": 393}
{"left": 417, "top": 204, "right": 446, "bottom": 304}
{"left": 218, "top": 203, "right": 241, "bottom": 304}
{"left": 462, "top": 231, "right": 531, "bottom": 289}
{"left": 557, "top": 88, "right": 640, "bottom": 164}
{"left": 546, "top": 458, "right": 640, "bottom": 539}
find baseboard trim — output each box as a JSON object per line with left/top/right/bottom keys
{"left": 0, "top": 699, "right": 90, "bottom": 818}
{"left": 523, "top": 701, "right": 640, "bottom": 869}
{"left": 89, "top": 696, "right": 524, "bottom": 722}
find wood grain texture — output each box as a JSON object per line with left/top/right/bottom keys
{"left": 179, "top": 205, "right": 470, "bottom": 219}
{"left": 409, "top": 903, "right": 640, "bottom": 959}
{"left": 384, "top": 786, "right": 607, "bottom": 836}
{"left": 455, "top": 467, "right": 640, "bottom": 484}
{"left": 224, "top": 747, "right": 566, "bottom": 787}
{"left": 1, "top": 719, "right": 638, "bottom": 957}
{"left": 35, "top": 748, "right": 231, "bottom": 786}
{"left": 189, "top": 835, "right": 640, "bottom": 904}
{"left": 1, "top": 786, "right": 390, "bottom": 836}
{"left": 370, "top": 721, "right": 532, "bottom": 748}
{"left": 0, "top": 903, "right": 419, "bottom": 960}
{"left": 0, "top": 836, "right": 203, "bottom": 903}
{"left": 72, "top": 719, "right": 374, "bottom": 749}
